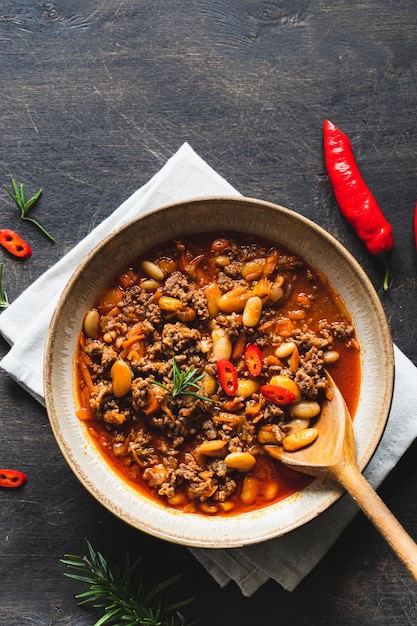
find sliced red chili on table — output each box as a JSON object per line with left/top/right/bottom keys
{"left": 244, "top": 343, "right": 263, "bottom": 377}
{"left": 260, "top": 384, "right": 295, "bottom": 405}
{"left": 0, "top": 468, "right": 27, "bottom": 488}
{"left": 0, "top": 229, "right": 32, "bottom": 259}
{"left": 216, "top": 358, "right": 238, "bottom": 396}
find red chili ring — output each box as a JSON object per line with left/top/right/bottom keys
{"left": 260, "top": 384, "right": 296, "bottom": 406}
{"left": 0, "top": 229, "right": 32, "bottom": 259}
{"left": 0, "top": 468, "right": 27, "bottom": 488}
{"left": 216, "top": 358, "right": 238, "bottom": 396}
{"left": 244, "top": 343, "right": 263, "bottom": 377}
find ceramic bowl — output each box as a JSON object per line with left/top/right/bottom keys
{"left": 44, "top": 196, "right": 394, "bottom": 548}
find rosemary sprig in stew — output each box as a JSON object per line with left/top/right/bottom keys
{"left": 3, "top": 178, "right": 55, "bottom": 242}
{"left": 153, "top": 358, "right": 213, "bottom": 403}
{"left": 61, "top": 539, "right": 196, "bottom": 626}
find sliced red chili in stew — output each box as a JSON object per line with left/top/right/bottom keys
{"left": 244, "top": 343, "right": 263, "bottom": 377}
{"left": 0, "top": 469, "right": 27, "bottom": 488}
{"left": 0, "top": 229, "right": 32, "bottom": 259}
{"left": 216, "top": 358, "right": 238, "bottom": 396}
{"left": 260, "top": 384, "right": 295, "bottom": 405}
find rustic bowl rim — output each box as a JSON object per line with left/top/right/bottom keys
{"left": 44, "top": 195, "right": 394, "bottom": 548}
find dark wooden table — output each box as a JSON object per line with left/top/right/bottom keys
{"left": 1, "top": 2, "right": 417, "bottom": 624}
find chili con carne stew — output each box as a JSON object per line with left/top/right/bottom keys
{"left": 75, "top": 231, "right": 360, "bottom": 516}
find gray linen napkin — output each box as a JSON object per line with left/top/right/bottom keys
{"left": 0, "top": 143, "right": 416, "bottom": 596}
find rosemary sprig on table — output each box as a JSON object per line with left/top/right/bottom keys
{"left": 0, "top": 263, "right": 9, "bottom": 311}
{"left": 153, "top": 358, "right": 213, "bottom": 403}
{"left": 61, "top": 539, "right": 196, "bottom": 626}
{"left": 3, "top": 178, "right": 55, "bottom": 241}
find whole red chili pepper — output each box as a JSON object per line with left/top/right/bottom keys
{"left": 323, "top": 119, "right": 394, "bottom": 290}
{"left": 0, "top": 468, "right": 27, "bottom": 488}
{"left": 216, "top": 358, "right": 238, "bottom": 396}
{"left": 244, "top": 343, "right": 263, "bottom": 377}
{"left": 260, "top": 384, "right": 295, "bottom": 406}
{"left": 0, "top": 229, "right": 32, "bottom": 259}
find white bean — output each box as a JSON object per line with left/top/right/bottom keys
{"left": 240, "top": 476, "right": 259, "bottom": 505}
{"left": 236, "top": 378, "right": 260, "bottom": 398}
{"left": 289, "top": 401, "right": 321, "bottom": 419}
{"left": 224, "top": 451, "right": 256, "bottom": 472}
{"left": 111, "top": 359, "right": 132, "bottom": 397}
{"left": 200, "top": 373, "right": 217, "bottom": 397}
{"left": 275, "top": 341, "right": 296, "bottom": 359}
{"left": 140, "top": 278, "right": 161, "bottom": 291}
{"left": 323, "top": 350, "right": 340, "bottom": 363}
{"left": 211, "top": 328, "right": 232, "bottom": 360}
{"left": 263, "top": 480, "right": 280, "bottom": 501}
{"left": 283, "top": 427, "right": 319, "bottom": 451}
{"left": 197, "top": 440, "right": 227, "bottom": 457}
{"left": 285, "top": 418, "right": 310, "bottom": 435}
{"left": 159, "top": 296, "right": 183, "bottom": 312}
{"left": 199, "top": 502, "right": 218, "bottom": 514}
{"left": 242, "top": 296, "right": 263, "bottom": 327}
{"left": 141, "top": 260, "right": 164, "bottom": 281}
{"left": 83, "top": 309, "right": 100, "bottom": 338}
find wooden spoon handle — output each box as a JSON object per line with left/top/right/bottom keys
{"left": 333, "top": 463, "right": 417, "bottom": 581}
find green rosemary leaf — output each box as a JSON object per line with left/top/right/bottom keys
{"left": 5, "top": 180, "right": 23, "bottom": 210}
{"left": 23, "top": 188, "right": 43, "bottom": 213}
{"left": 145, "top": 574, "right": 182, "bottom": 602}
{"left": 64, "top": 573, "right": 96, "bottom": 585}
{"left": 73, "top": 588, "right": 103, "bottom": 599}
{"left": 166, "top": 598, "right": 197, "bottom": 614}
{"left": 60, "top": 556, "right": 84, "bottom": 567}
{"left": 0, "top": 264, "right": 9, "bottom": 311}
{"left": 75, "top": 594, "right": 99, "bottom": 606}
{"left": 152, "top": 380, "right": 172, "bottom": 394}
{"left": 21, "top": 215, "right": 55, "bottom": 241}
{"left": 93, "top": 613, "right": 115, "bottom": 626}
{"left": 179, "top": 390, "right": 210, "bottom": 401}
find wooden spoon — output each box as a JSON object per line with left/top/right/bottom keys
{"left": 265, "top": 372, "right": 417, "bottom": 581}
